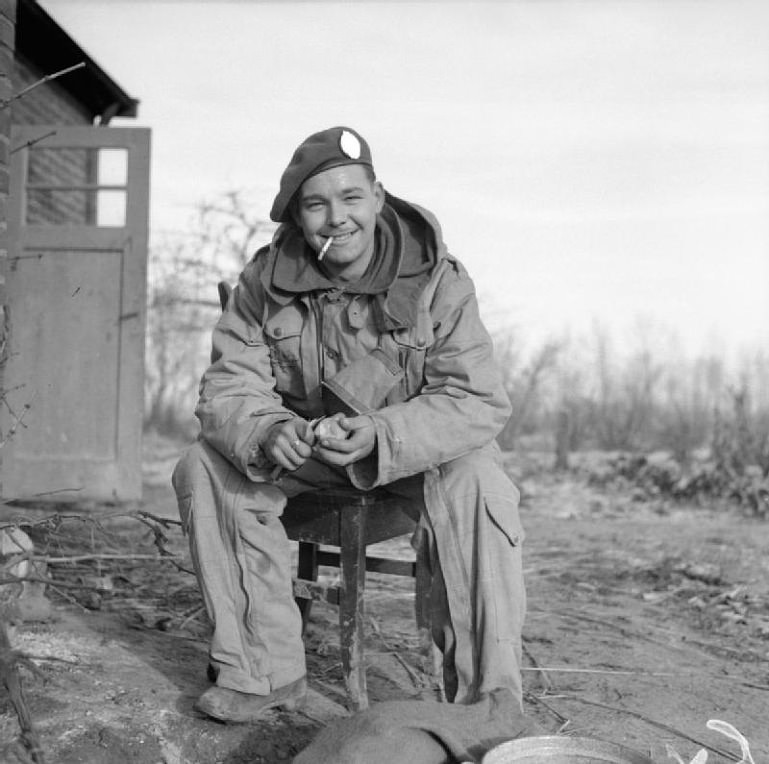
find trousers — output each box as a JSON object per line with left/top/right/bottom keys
{"left": 172, "top": 439, "right": 526, "bottom": 705}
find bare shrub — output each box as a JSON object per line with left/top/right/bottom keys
{"left": 710, "top": 385, "right": 769, "bottom": 514}
{"left": 495, "top": 331, "right": 562, "bottom": 450}
{"left": 145, "top": 191, "right": 275, "bottom": 437}
{"left": 494, "top": 321, "right": 769, "bottom": 511}
{"left": 655, "top": 355, "right": 724, "bottom": 465}
{"left": 585, "top": 326, "right": 663, "bottom": 451}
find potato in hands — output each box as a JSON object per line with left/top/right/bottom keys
{"left": 312, "top": 415, "right": 347, "bottom": 441}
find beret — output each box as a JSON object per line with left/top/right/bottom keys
{"left": 270, "top": 126, "right": 374, "bottom": 223}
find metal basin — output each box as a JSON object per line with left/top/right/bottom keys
{"left": 482, "top": 736, "right": 654, "bottom": 764}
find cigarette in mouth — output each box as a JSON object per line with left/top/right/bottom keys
{"left": 318, "top": 236, "right": 334, "bottom": 261}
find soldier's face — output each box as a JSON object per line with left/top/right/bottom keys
{"left": 296, "top": 164, "right": 384, "bottom": 281}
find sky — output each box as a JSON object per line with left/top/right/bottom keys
{"left": 42, "top": 0, "right": 769, "bottom": 359}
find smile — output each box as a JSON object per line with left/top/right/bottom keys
{"left": 326, "top": 231, "right": 355, "bottom": 244}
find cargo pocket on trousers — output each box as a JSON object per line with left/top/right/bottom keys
{"left": 484, "top": 493, "right": 524, "bottom": 547}
{"left": 484, "top": 493, "right": 525, "bottom": 641}
{"left": 171, "top": 457, "right": 194, "bottom": 536}
{"left": 177, "top": 493, "right": 193, "bottom": 536}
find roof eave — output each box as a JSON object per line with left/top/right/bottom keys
{"left": 17, "top": 0, "right": 139, "bottom": 122}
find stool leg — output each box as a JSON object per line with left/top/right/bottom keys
{"left": 415, "top": 538, "right": 445, "bottom": 701}
{"left": 339, "top": 506, "right": 368, "bottom": 711}
{"left": 414, "top": 531, "right": 431, "bottom": 635}
{"left": 296, "top": 541, "right": 318, "bottom": 633}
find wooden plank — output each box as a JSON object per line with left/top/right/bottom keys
{"left": 12, "top": 125, "right": 151, "bottom": 149}
{"left": 285, "top": 516, "right": 341, "bottom": 546}
{"left": 315, "top": 549, "right": 415, "bottom": 577}
{"left": 7, "top": 226, "right": 128, "bottom": 250}
{"left": 296, "top": 542, "right": 319, "bottom": 629}
{"left": 339, "top": 505, "right": 368, "bottom": 710}
{"left": 25, "top": 183, "right": 126, "bottom": 192}
{"left": 284, "top": 502, "right": 416, "bottom": 546}
{"left": 364, "top": 556, "right": 415, "bottom": 577}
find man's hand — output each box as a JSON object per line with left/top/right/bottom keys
{"left": 262, "top": 418, "right": 316, "bottom": 471}
{"left": 313, "top": 414, "right": 376, "bottom": 467}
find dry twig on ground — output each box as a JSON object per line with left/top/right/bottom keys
{"left": 522, "top": 639, "right": 555, "bottom": 693}
{"left": 0, "top": 619, "right": 45, "bottom": 763}
{"left": 368, "top": 615, "right": 424, "bottom": 692}
{"left": 554, "top": 694, "right": 740, "bottom": 762}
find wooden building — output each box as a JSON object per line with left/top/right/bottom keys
{"left": 2, "top": 0, "right": 151, "bottom": 502}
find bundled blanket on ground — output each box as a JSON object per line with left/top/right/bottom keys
{"left": 293, "top": 688, "right": 545, "bottom": 764}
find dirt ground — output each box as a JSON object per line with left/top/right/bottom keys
{"left": 1, "top": 439, "right": 768, "bottom": 764}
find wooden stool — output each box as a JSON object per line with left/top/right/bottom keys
{"left": 282, "top": 487, "right": 430, "bottom": 710}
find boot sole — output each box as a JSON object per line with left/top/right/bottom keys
{"left": 195, "top": 683, "right": 308, "bottom": 723}
{"left": 207, "top": 693, "right": 307, "bottom": 723}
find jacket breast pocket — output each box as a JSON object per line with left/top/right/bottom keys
{"left": 264, "top": 308, "right": 307, "bottom": 400}
{"left": 389, "top": 321, "right": 434, "bottom": 400}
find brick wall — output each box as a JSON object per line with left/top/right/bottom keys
{"left": 0, "top": 0, "right": 15, "bottom": 498}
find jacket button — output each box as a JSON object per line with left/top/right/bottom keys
{"left": 416, "top": 337, "right": 426, "bottom": 347}
{"left": 273, "top": 327, "right": 283, "bottom": 337}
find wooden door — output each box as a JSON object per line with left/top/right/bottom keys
{"left": 3, "top": 126, "right": 151, "bottom": 502}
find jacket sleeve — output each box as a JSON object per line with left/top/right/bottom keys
{"left": 348, "top": 258, "right": 511, "bottom": 489}
{"left": 194, "top": 259, "right": 296, "bottom": 479}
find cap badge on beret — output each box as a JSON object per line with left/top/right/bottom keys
{"left": 340, "top": 130, "right": 362, "bottom": 160}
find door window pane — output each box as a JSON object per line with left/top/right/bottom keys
{"left": 25, "top": 146, "right": 129, "bottom": 228}
{"left": 98, "top": 148, "right": 128, "bottom": 186}
{"left": 96, "top": 189, "right": 127, "bottom": 227}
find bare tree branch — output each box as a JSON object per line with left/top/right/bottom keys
{"left": 10, "top": 130, "right": 57, "bottom": 156}
{"left": 1, "top": 62, "right": 86, "bottom": 109}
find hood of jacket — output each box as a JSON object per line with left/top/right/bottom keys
{"left": 260, "top": 192, "right": 449, "bottom": 331}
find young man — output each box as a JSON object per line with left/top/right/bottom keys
{"left": 172, "top": 126, "right": 526, "bottom": 722}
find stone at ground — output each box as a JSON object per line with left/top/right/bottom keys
{"left": 0, "top": 527, "right": 51, "bottom": 624}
